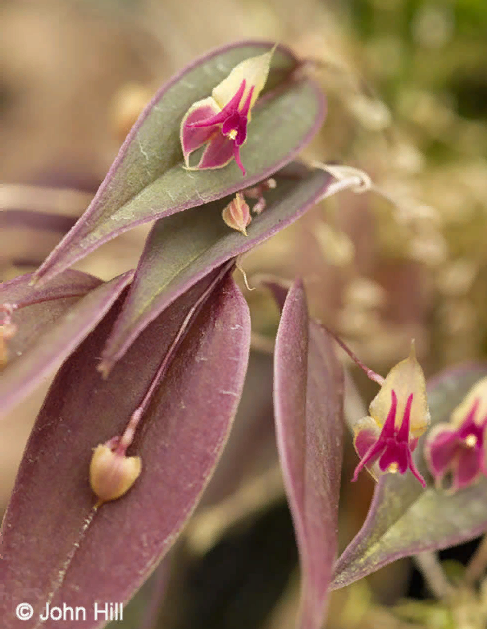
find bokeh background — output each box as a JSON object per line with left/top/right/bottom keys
{"left": 2, "top": 0, "right": 487, "bottom": 627}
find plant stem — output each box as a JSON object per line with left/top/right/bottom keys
{"left": 117, "top": 262, "right": 234, "bottom": 452}
{"left": 317, "top": 322, "right": 384, "bottom": 386}
{"left": 464, "top": 534, "right": 487, "bottom": 585}
{"left": 414, "top": 551, "right": 454, "bottom": 600}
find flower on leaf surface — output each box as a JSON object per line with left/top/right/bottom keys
{"left": 424, "top": 377, "right": 487, "bottom": 492}
{"left": 180, "top": 47, "right": 275, "bottom": 176}
{"left": 352, "top": 343, "right": 430, "bottom": 487}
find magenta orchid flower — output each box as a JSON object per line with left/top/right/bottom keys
{"left": 351, "top": 344, "right": 430, "bottom": 487}
{"left": 180, "top": 47, "right": 275, "bottom": 176}
{"left": 424, "top": 377, "right": 487, "bottom": 492}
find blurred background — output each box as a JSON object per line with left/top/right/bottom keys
{"left": 2, "top": 0, "right": 487, "bottom": 627}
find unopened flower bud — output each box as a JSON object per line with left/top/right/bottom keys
{"left": 222, "top": 192, "right": 251, "bottom": 235}
{"left": 89, "top": 444, "right": 142, "bottom": 503}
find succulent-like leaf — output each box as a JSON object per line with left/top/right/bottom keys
{"left": 274, "top": 280, "right": 344, "bottom": 629}
{"left": 100, "top": 166, "right": 333, "bottom": 370}
{"left": 0, "top": 274, "right": 250, "bottom": 629}
{"left": 33, "top": 41, "right": 326, "bottom": 285}
{"left": 0, "top": 270, "right": 132, "bottom": 418}
{"left": 331, "top": 364, "right": 487, "bottom": 590}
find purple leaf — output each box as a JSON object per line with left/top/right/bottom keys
{"left": 0, "top": 269, "right": 101, "bottom": 304}
{"left": 0, "top": 209, "right": 77, "bottom": 236}
{"left": 33, "top": 41, "right": 326, "bottom": 285}
{"left": 0, "top": 274, "right": 250, "bottom": 629}
{"left": 100, "top": 165, "right": 333, "bottom": 371}
{"left": 331, "top": 363, "right": 487, "bottom": 590}
{"left": 0, "top": 188, "right": 88, "bottom": 270}
{"left": 200, "top": 351, "right": 276, "bottom": 508}
{"left": 0, "top": 270, "right": 132, "bottom": 419}
{"left": 274, "top": 280, "right": 344, "bottom": 629}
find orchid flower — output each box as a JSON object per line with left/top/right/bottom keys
{"left": 424, "top": 377, "right": 487, "bottom": 492}
{"left": 351, "top": 344, "right": 430, "bottom": 487}
{"left": 180, "top": 47, "right": 275, "bottom": 176}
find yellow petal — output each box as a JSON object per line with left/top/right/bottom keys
{"left": 212, "top": 46, "right": 276, "bottom": 114}
{"left": 369, "top": 341, "right": 430, "bottom": 437}
{"left": 451, "top": 376, "right": 487, "bottom": 427}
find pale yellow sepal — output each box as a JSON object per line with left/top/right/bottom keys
{"left": 451, "top": 376, "right": 487, "bottom": 428}
{"left": 212, "top": 46, "right": 276, "bottom": 117}
{"left": 369, "top": 342, "right": 430, "bottom": 437}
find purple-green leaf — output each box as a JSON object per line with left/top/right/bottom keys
{"left": 0, "top": 274, "right": 250, "bottom": 629}
{"left": 0, "top": 270, "right": 132, "bottom": 418}
{"left": 100, "top": 166, "right": 333, "bottom": 370}
{"left": 331, "top": 363, "right": 487, "bottom": 591}
{"left": 33, "top": 41, "right": 326, "bottom": 285}
{"left": 274, "top": 280, "right": 344, "bottom": 629}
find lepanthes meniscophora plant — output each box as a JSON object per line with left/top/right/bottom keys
{"left": 2, "top": 40, "right": 487, "bottom": 629}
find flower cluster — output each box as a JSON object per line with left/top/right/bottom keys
{"left": 424, "top": 377, "right": 487, "bottom": 492}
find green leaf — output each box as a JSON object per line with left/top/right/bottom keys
{"left": 99, "top": 165, "right": 332, "bottom": 371}
{"left": 33, "top": 42, "right": 326, "bottom": 285}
